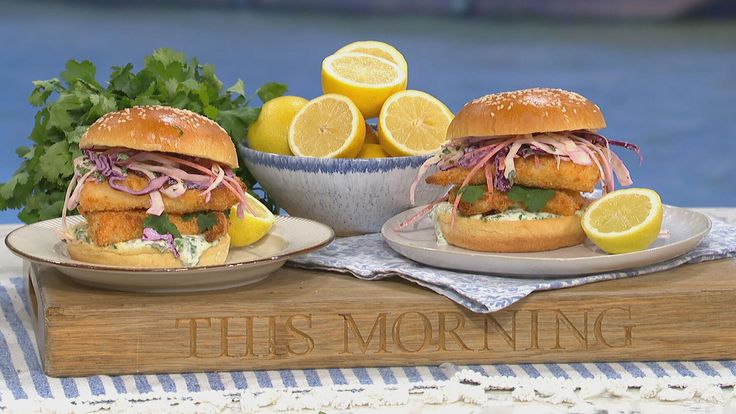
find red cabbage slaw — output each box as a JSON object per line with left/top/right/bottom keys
{"left": 142, "top": 227, "right": 179, "bottom": 257}
{"left": 403, "top": 130, "right": 641, "bottom": 229}
{"left": 61, "top": 148, "right": 249, "bottom": 239}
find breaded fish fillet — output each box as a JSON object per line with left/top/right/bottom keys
{"left": 78, "top": 175, "right": 241, "bottom": 213}
{"left": 448, "top": 187, "right": 586, "bottom": 216}
{"left": 426, "top": 156, "right": 600, "bottom": 193}
{"left": 83, "top": 210, "right": 228, "bottom": 246}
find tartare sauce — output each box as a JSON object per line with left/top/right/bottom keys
{"left": 74, "top": 225, "right": 217, "bottom": 266}
{"left": 430, "top": 202, "right": 568, "bottom": 245}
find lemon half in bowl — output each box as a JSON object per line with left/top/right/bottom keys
{"left": 333, "top": 40, "right": 409, "bottom": 89}
{"left": 321, "top": 52, "right": 406, "bottom": 119}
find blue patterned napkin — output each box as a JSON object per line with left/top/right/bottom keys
{"left": 287, "top": 218, "right": 736, "bottom": 313}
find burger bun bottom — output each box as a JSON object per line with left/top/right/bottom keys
{"left": 436, "top": 211, "right": 585, "bottom": 253}
{"left": 67, "top": 233, "right": 231, "bottom": 268}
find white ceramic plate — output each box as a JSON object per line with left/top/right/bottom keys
{"left": 6, "top": 215, "right": 334, "bottom": 292}
{"left": 382, "top": 205, "right": 711, "bottom": 277}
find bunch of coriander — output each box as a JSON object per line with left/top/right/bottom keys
{"left": 0, "top": 48, "right": 286, "bottom": 223}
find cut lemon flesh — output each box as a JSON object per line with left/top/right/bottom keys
{"left": 582, "top": 188, "right": 663, "bottom": 254}
{"left": 228, "top": 193, "right": 276, "bottom": 247}
{"left": 321, "top": 52, "right": 406, "bottom": 118}
{"left": 378, "top": 90, "right": 454, "bottom": 156}
{"left": 288, "top": 94, "right": 366, "bottom": 158}
{"left": 334, "top": 41, "right": 408, "bottom": 87}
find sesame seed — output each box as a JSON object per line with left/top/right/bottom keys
{"left": 468, "top": 87, "right": 594, "bottom": 116}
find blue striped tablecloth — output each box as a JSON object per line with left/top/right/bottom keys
{"left": 1, "top": 276, "right": 735, "bottom": 412}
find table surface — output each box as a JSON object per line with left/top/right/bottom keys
{"left": 2, "top": 207, "right": 735, "bottom": 414}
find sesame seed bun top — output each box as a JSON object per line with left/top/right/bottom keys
{"left": 446, "top": 88, "right": 606, "bottom": 139}
{"left": 80, "top": 106, "right": 238, "bottom": 168}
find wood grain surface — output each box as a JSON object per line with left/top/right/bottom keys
{"left": 27, "top": 259, "right": 736, "bottom": 377}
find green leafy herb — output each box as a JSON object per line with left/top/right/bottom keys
{"left": 1, "top": 48, "right": 287, "bottom": 223}
{"left": 182, "top": 211, "right": 218, "bottom": 233}
{"left": 143, "top": 213, "right": 181, "bottom": 238}
{"left": 256, "top": 82, "right": 288, "bottom": 104}
{"left": 196, "top": 212, "right": 218, "bottom": 233}
{"left": 458, "top": 185, "right": 486, "bottom": 203}
{"left": 507, "top": 185, "right": 555, "bottom": 212}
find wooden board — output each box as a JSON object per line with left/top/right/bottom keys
{"left": 27, "top": 259, "right": 736, "bottom": 377}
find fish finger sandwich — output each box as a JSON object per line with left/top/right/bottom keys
{"left": 62, "top": 106, "right": 248, "bottom": 267}
{"left": 407, "top": 88, "right": 641, "bottom": 252}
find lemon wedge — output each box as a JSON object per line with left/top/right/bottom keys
{"left": 334, "top": 41, "right": 408, "bottom": 88}
{"left": 321, "top": 52, "right": 406, "bottom": 118}
{"left": 228, "top": 193, "right": 276, "bottom": 247}
{"left": 247, "top": 96, "right": 308, "bottom": 155}
{"left": 357, "top": 143, "right": 389, "bottom": 158}
{"left": 288, "top": 94, "right": 366, "bottom": 158}
{"left": 377, "top": 90, "right": 454, "bottom": 156}
{"left": 582, "top": 188, "right": 664, "bottom": 254}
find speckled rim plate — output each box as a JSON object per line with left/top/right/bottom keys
{"left": 6, "top": 215, "right": 334, "bottom": 292}
{"left": 382, "top": 205, "right": 711, "bottom": 277}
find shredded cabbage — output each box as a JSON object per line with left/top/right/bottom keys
{"left": 402, "top": 129, "right": 641, "bottom": 231}
{"left": 142, "top": 227, "right": 179, "bottom": 257}
{"left": 61, "top": 148, "right": 248, "bottom": 236}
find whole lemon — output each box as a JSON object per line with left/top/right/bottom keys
{"left": 357, "top": 143, "right": 389, "bottom": 158}
{"left": 248, "top": 96, "right": 308, "bottom": 155}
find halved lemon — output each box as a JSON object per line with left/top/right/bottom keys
{"left": 288, "top": 94, "right": 366, "bottom": 158}
{"left": 228, "top": 193, "right": 276, "bottom": 247}
{"left": 377, "top": 90, "right": 454, "bottom": 156}
{"left": 321, "top": 52, "right": 406, "bottom": 118}
{"left": 334, "top": 41, "right": 408, "bottom": 88}
{"left": 582, "top": 188, "right": 663, "bottom": 254}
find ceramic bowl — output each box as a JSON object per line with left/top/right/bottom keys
{"left": 240, "top": 145, "right": 445, "bottom": 236}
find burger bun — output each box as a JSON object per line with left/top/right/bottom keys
{"left": 80, "top": 105, "right": 238, "bottom": 168}
{"left": 67, "top": 233, "right": 231, "bottom": 268}
{"left": 447, "top": 87, "right": 606, "bottom": 139}
{"left": 435, "top": 211, "right": 585, "bottom": 253}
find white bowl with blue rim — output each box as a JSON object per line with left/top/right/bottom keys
{"left": 240, "top": 145, "right": 445, "bottom": 236}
